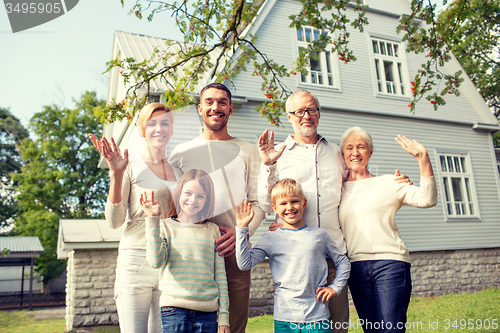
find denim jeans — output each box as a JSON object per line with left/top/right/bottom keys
{"left": 349, "top": 260, "right": 411, "bottom": 333}
{"left": 160, "top": 306, "right": 218, "bottom": 333}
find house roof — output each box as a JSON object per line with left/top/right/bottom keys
{"left": 0, "top": 237, "right": 44, "bottom": 260}
{"left": 112, "top": 30, "right": 223, "bottom": 93}
{"left": 57, "top": 219, "right": 125, "bottom": 259}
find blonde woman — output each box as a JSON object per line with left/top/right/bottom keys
{"left": 89, "top": 103, "right": 180, "bottom": 333}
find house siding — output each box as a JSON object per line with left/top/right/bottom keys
{"left": 221, "top": 101, "right": 500, "bottom": 250}
{"left": 136, "top": 100, "right": 500, "bottom": 250}
{"left": 231, "top": 0, "right": 485, "bottom": 124}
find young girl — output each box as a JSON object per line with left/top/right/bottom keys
{"left": 140, "top": 169, "right": 230, "bottom": 333}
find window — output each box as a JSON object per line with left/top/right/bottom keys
{"left": 439, "top": 153, "right": 478, "bottom": 218}
{"left": 296, "top": 27, "right": 338, "bottom": 88}
{"left": 371, "top": 38, "right": 408, "bottom": 96}
{"left": 148, "top": 93, "right": 162, "bottom": 103}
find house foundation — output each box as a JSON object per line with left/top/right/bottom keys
{"left": 63, "top": 247, "right": 500, "bottom": 328}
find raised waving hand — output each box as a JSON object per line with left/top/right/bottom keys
{"left": 139, "top": 191, "right": 160, "bottom": 217}
{"left": 89, "top": 134, "right": 129, "bottom": 175}
{"left": 258, "top": 130, "right": 286, "bottom": 166}
{"left": 395, "top": 134, "right": 434, "bottom": 178}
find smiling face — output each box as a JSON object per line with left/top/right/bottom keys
{"left": 142, "top": 110, "right": 174, "bottom": 149}
{"left": 272, "top": 193, "right": 307, "bottom": 229}
{"left": 342, "top": 134, "right": 373, "bottom": 174}
{"left": 287, "top": 93, "right": 320, "bottom": 143}
{"left": 178, "top": 179, "right": 207, "bottom": 222}
{"left": 198, "top": 88, "right": 233, "bottom": 132}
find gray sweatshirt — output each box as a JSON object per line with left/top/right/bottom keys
{"left": 236, "top": 225, "right": 350, "bottom": 323}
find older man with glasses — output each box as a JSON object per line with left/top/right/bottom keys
{"left": 257, "top": 89, "right": 349, "bottom": 333}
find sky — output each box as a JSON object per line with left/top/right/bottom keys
{"left": 1, "top": 0, "right": 184, "bottom": 127}
{"left": 1, "top": 1, "right": 445, "bottom": 129}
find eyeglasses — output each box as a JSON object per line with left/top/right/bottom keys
{"left": 288, "top": 108, "right": 319, "bottom": 117}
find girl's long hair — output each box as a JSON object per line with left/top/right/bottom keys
{"left": 171, "top": 169, "right": 215, "bottom": 223}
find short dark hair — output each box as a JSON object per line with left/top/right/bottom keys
{"left": 200, "top": 83, "right": 232, "bottom": 104}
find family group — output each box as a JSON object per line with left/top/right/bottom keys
{"left": 89, "top": 83, "right": 437, "bottom": 333}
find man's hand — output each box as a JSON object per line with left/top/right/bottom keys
{"left": 394, "top": 169, "right": 413, "bottom": 185}
{"left": 216, "top": 226, "right": 236, "bottom": 257}
{"left": 219, "top": 325, "right": 230, "bottom": 333}
{"left": 268, "top": 221, "right": 283, "bottom": 231}
{"left": 258, "top": 129, "right": 286, "bottom": 166}
{"left": 236, "top": 201, "right": 254, "bottom": 228}
{"left": 139, "top": 191, "right": 160, "bottom": 217}
{"left": 316, "top": 286, "right": 337, "bottom": 303}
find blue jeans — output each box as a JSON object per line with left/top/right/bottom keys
{"left": 160, "top": 306, "right": 218, "bottom": 333}
{"left": 349, "top": 260, "right": 411, "bottom": 333}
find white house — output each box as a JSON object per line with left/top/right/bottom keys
{"left": 66, "top": 0, "right": 500, "bottom": 325}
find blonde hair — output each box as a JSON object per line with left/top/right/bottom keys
{"left": 172, "top": 169, "right": 215, "bottom": 223}
{"left": 271, "top": 178, "right": 306, "bottom": 204}
{"left": 340, "top": 126, "right": 374, "bottom": 153}
{"left": 137, "top": 103, "right": 172, "bottom": 136}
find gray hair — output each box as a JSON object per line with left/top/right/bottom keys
{"left": 285, "top": 90, "right": 321, "bottom": 113}
{"left": 340, "top": 126, "right": 374, "bottom": 153}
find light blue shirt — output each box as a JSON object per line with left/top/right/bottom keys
{"left": 236, "top": 225, "right": 350, "bottom": 323}
{"left": 257, "top": 135, "right": 347, "bottom": 253}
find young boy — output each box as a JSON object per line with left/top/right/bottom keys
{"left": 235, "top": 178, "right": 350, "bottom": 333}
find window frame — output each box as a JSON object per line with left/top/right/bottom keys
{"left": 293, "top": 27, "right": 341, "bottom": 90}
{"left": 369, "top": 36, "right": 410, "bottom": 98}
{"left": 434, "top": 150, "right": 481, "bottom": 221}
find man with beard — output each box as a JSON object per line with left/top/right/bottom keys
{"left": 256, "top": 89, "right": 349, "bottom": 333}
{"left": 169, "top": 83, "right": 265, "bottom": 333}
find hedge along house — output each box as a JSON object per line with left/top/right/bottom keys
{"left": 99, "top": 0, "right": 500, "bottom": 317}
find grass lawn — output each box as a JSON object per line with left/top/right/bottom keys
{"left": 0, "top": 288, "right": 498, "bottom": 332}
{"left": 246, "top": 288, "right": 500, "bottom": 333}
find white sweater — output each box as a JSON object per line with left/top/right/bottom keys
{"left": 169, "top": 137, "right": 264, "bottom": 236}
{"left": 105, "top": 157, "right": 179, "bottom": 250}
{"left": 339, "top": 175, "right": 437, "bottom": 263}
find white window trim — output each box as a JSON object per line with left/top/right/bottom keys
{"left": 368, "top": 35, "right": 410, "bottom": 98}
{"left": 292, "top": 27, "right": 341, "bottom": 90}
{"left": 433, "top": 149, "right": 481, "bottom": 221}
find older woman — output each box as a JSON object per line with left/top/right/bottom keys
{"left": 338, "top": 126, "right": 437, "bottom": 333}
{"left": 89, "top": 103, "right": 179, "bottom": 333}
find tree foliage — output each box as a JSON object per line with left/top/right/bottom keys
{"left": 12, "top": 91, "right": 109, "bottom": 284}
{"left": 0, "top": 107, "right": 29, "bottom": 231}
{"left": 100, "top": 0, "right": 481, "bottom": 125}
{"left": 439, "top": 0, "right": 500, "bottom": 119}
{"left": 493, "top": 131, "right": 500, "bottom": 147}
